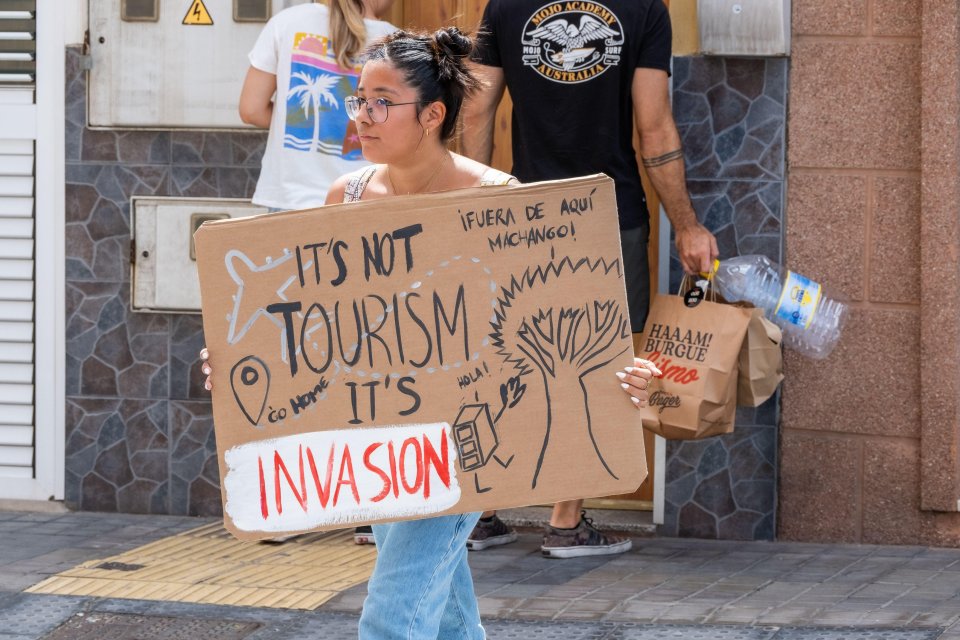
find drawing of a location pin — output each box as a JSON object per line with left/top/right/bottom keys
{"left": 230, "top": 355, "right": 270, "bottom": 428}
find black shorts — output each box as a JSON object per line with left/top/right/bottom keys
{"left": 620, "top": 223, "right": 651, "bottom": 333}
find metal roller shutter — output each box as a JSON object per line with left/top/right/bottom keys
{"left": 0, "top": 2, "right": 36, "bottom": 481}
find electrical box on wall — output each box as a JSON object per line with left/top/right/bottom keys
{"left": 132, "top": 197, "right": 267, "bottom": 312}
{"left": 697, "top": 0, "right": 790, "bottom": 57}
{"left": 88, "top": 0, "right": 309, "bottom": 128}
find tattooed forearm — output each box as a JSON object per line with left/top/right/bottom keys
{"left": 642, "top": 148, "right": 684, "bottom": 168}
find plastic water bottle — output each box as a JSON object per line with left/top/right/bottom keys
{"left": 710, "top": 255, "right": 849, "bottom": 359}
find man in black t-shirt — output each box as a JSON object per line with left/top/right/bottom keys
{"left": 462, "top": 0, "right": 718, "bottom": 558}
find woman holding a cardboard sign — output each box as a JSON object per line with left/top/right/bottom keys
{"left": 204, "top": 28, "right": 662, "bottom": 639}
{"left": 333, "top": 28, "right": 664, "bottom": 640}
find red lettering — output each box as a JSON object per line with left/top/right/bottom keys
{"left": 258, "top": 455, "right": 268, "bottom": 519}
{"left": 363, "top": 442, "right": 391, "bottom": 503}
{"left": 334, "top": 444, "right": 360, "bottom": 505}
{"left": 387, "top": 441, "right": 400, "bottom": 498}
{"left": 306, "top": 444, "right": 335, "bottom": 509}
{"left": 646, "top": 350, "right": 700, "bottom": 385}
{"left": 274, "top": 446, "right": 308, "bottom": 514}
{"left": 399, "top": 437, "right": 424, "bottom": 494}
{"left": 423, "top": 428, "right": 451, "bottom": 498}
{"left": 256, "top": 431, "right": 454, "bottom": 517}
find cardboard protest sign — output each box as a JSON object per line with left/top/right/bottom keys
{"left": 195, "top": 174, "right": 647, "bottom": 540}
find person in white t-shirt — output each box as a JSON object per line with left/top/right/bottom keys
{"left": 238, "top": 0, "right": 397, "bottom": 545}
{"left": 239, "top": 0, "right": 398, "bottom": 211}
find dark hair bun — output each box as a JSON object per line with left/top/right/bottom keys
{"left": 433, "top": 27, "right": 473, "bottom": 60}
{"left": 363, "top": 28, "right": 482, "bottom": 140}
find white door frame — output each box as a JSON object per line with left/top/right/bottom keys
{"left": 651, "top": 207, "right": 670, "bottom": 525}
{"left": 3, "top": 5, "right": 66, "bottom": 501}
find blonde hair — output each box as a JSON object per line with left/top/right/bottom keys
{"left": 328, "top": 0, "right": 367, "bottom": 69}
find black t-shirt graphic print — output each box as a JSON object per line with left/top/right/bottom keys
{"left": 475, "top": 0, "right": 672, "bottom": 230}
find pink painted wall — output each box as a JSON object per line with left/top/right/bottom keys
{"left": 780, "top": 0, "right": 960, "bottom": 544}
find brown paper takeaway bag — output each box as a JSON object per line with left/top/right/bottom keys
{"left": 636, "top": 293, "right": 752, "bottom": 440}
{"left": 737, "top": 308, "right": 784, "bottom": 407}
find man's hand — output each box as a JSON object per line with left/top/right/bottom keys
{"left": 674, "top": 222, "right": 719, "bottom": 275}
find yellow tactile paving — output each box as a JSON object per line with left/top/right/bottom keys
{"left": 26, "top": 525, "right": 376, "bottom": 610}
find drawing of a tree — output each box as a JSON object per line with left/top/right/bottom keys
{"left": 490, "top": 254, "right": 631, "bottom": 489}
{"left": 289, "top": 72, "right": 339, "bottom": 153}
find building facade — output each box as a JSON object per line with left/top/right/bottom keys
{"left": 5, "top": 0, "right": 960, "bottom": 546}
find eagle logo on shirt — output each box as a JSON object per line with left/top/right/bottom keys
{"left": 528, "top": 16, "right": 619, "bottom": 69}
{"left": 522, "top": 2, "right": 624, "bottom": 83}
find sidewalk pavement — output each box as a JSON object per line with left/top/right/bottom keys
{"left": 2, "top": 509, "right": 960, "bottom": 639}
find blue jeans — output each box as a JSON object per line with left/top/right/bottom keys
{"left": 359, "top": 512, "right": 485, "bottom": 639}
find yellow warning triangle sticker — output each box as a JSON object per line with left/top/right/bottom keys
{"left": 183, "top": 0, "right": 214, "bottom": 25}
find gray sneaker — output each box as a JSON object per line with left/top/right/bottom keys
{"left": 541, "top": 512, "right": 632, "bottom": 559}
{"left": 467, "top": 515, "right": 518, "bottom": 551}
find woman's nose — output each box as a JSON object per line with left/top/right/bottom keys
{"left": 355, "top": 104, "right": 375, "bottom": 126}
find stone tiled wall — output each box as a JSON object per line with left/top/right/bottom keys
{"left": 657, "top": 57, "right": 787, "bottom": 540}
{"left": 64, "top": 46, "right": 264, "bottom": 515}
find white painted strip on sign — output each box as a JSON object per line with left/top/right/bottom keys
{"left": 224, "top": 423, "right": 461, "bottom": 533}
{"left": 0, "top": 300, "right": 31, "bottom": 321}
{"left": 0, "top": 341, "right": 32, "bottom": 363}
{"left": 0, "top": 280, "right": 31, "bottom": 300}
{"left": 0, "top": 259, "right": 32, "bottom": 279}
{"left": 0, "top": 176, "right": 33, "bottom": 196}
{"left": 0, "top": 363, "right": 31, "bottom": 384}
{"left": 0, "top": 198, "right": 32, "bottom": 217}
{"left": 0, "top": 445, "right": 33, "bottom": 466}
{"left": 0, "top": 404, "right": 31, "bottom": 425}
{"left": 0, "top": 140, "right": 32, "bottom": 155}
{"left": 0, "top": 238, "right": 32, "bottom": 258}
{"left": 0, "top": 424, "right": 32, "bottom": 446}
{"left": 0, "top": 156, "right": 33, "bottom": 176}
{"left": 0, "top": 465, "right": 31, "bottom": 478}
{"left": 0, "top": 383, "right": 31, "bottom": 404}
{"left": 0, "top": 321, "right": 31, "bottom": 342}
{"left": 0, "top": 217, "right": 32, "bottom": 237}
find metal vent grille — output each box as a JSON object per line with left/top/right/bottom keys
{"left": 122, "top": 0, "right": 159, "bottom": 22}
{"left": 0, "top": 2, "right": 35, "bottom": 85}
{"left": 234, "top": 0, "right": 270, "bottom": 22}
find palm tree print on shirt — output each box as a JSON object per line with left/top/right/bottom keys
{"left": 288, "top": 71, "right": 339, "bottom": 153}
{"left": 283, "top": 32, "right": 362, "bottom": 159}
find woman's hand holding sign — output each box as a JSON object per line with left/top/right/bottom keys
{"left": 618, "top": 358, "right": 662, "bottom": 409}
{"left": 200, "top": 347, "right": 212, "bottom": 391}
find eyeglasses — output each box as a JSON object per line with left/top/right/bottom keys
{"left": 345, "top": 96, "right": 424, "bottom": 124}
